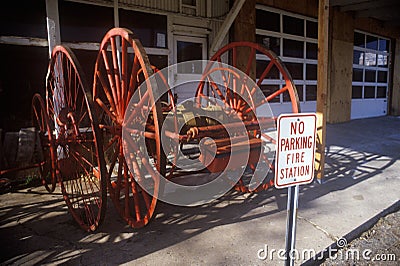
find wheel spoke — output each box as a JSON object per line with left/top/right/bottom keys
{"left": 110, "top": 36, "right": 122, "bottom": 115}
{"left": 245, "top": 47, "right": 256, "bottom": 75}
{"left": 232, "top": 46, "right": 237, "bottom": 68}
{"left": 96, "top": 70, "right": 118, "bottom": 116}
{"left": 121, "top": 38, "right": 128, "bottom": 116}
{"left": 256, "top": 61, "right": 274, "bottom": 87}
{"left": 95, "top": 97, "right": 118, "bottom": 122}
{"left": 101, "top": 49, "right": 120, "bottom": 118}
{"left": 127, "top": 55, "right": 140, "bottom": 101}
{"left": 130, "top": 171, "right": 141, "bottom": 222}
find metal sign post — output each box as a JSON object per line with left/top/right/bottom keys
{"left": 285, "top": 185, "right": 299, "bottom": 266}
{"left": 275, "top": 113, "right": 317, "bottom": 266}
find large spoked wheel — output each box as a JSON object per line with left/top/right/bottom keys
{"left": 46, "top": 45, "right": 107, "bottom": 232}
{"left": 196, "top": 42, "right": 300, "bottom": 192}
{"left": 93, "top": 28, "right": 165, "bottom": 228}
{"left": 32, "top": 93, "right": 57, "bottom": 193}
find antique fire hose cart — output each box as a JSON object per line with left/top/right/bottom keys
{"left": 28, "top": 28, "right": 300, "bottom": 231}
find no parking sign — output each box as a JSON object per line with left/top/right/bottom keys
{"left": 275, "top": 113, "right": 317, "bottom": 189}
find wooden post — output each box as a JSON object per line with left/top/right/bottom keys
{"left": 233, "top": 0, "right": 256, "bottom": 79}
{"left": 391, "top": 38, "right": 400, "bottom": 116}
{"left": 45, "top": 0, "right": 61, "bottom": 58}
{"left": 315, "top": 0, "right": 330, "bottom": 181}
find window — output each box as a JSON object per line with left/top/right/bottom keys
{"left": 0, "top": 0, "right": 47, "bottom": 38}
{"left": 176, "top": 41, "right": 204, "bottom": 73}
{"left": 119, "top": 9, "right": 167, "bottom": 48}
{"left": 352, "top": 31, "right": 390, "bottom": 101}
{"left": 59, "top": 1, "right": 113, "bottom": 43}
{"left": 256, "top": 6, "right": 318, "bottom": 104}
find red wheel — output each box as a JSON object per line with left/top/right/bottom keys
{"left": 196, "top": 42, "right": 300, "bottom": 192}
{"left": 46, "top": 45, "right": 107, "bottom": 231}
{"left": 93, "top": 28, "right": 165, "bottom": 228}
{"left": 32, "top": 93, "right": 57, "bottom": 193}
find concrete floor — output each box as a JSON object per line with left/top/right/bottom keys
{"left": 0, "top": 116, "right": 399, "bottom": 265}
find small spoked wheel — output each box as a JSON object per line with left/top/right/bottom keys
{"left": 93, "top": 28, "right": 165, "bottom": 228}
{"left": 32, "top": 93, "right": 57, "bottom": 193}
{"left": 197, "top": 42, "right": 300, "bottom": 192}
{"left": 46, "top": 45, "right": 107, "bottom": 231}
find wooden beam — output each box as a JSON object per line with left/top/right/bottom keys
{"left": 340, "top": 0, "right": 398, "bottom": 12}
{"left": 355, "top": 6, "right": 400, "bottom": 18}
{"left": 0, "top": 36, "right": 48, "bottom": 47}
{"left": 209, "top": 0, "right": 246, "bottom": 55}
{"left": 330, "top": 0, "right": 365, "bottom": 7}
{"left": 315, "top": 0, "right": 330, "bottom": 182}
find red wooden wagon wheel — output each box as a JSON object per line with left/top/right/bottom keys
{"left": 196, "top": 42, "right": 300, "bottom": 193}
{"left": 32, "top": 93, "right": 57, "bottom": 193}
{"left": 93, "top": 28, "right": 165, "bottom": 228}
{"left": 46, "top": 45, "right": 107, "bottom": 231}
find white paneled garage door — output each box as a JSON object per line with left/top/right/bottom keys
{"left": 256, "top": 5, "right": 318, "bottom": 116}
{"left": 351, "top": 31, "right": 391, "bottom": 119}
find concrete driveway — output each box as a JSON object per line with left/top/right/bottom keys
{"left": 1, "top": 116, "right": 399, "bottom": 265}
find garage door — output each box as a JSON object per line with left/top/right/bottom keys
{"left": 351, "top": 31, "right": 390, "bottom": 119}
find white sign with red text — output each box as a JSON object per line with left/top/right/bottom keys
{"left": 275, "top": 113, "right": 317, "bottom": 189}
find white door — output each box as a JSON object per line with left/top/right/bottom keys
{"left": 171, "top": 35, "right": 207, "bottom": 103}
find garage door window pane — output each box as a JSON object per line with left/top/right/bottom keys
{"left": 256, "top": 10, "right": 280, "bottom": 32}
{"left": 296, "top": 85, "right": 304, "bottom": 102}
{"left": 365, "top": 70, "right": 376, "bottom": 82}
{"left": 306, "top": 21, "right": 317, "bottom": 39}
{"left": 353, "top": 51, "right": 364, "bottom": 65}
{"left": 378, "top": 39, "right": 388, "bottom": 52}
{"left": 352, "top": 68, "right": 363, "bottom": 82}
{"left": 256, "top": 60, "right": 280, "bottom": 79}
{"left": 285, "top": 62, "right": 303, "bottom": 80}
{"left": 364, "top": 53, "right": 376, "bottom": 66}
{"left": 283, "top": 39, "right": 303, "bottom": 58}
{"left": 306, "top": 85, "right": 317, "bottom": 101}
{"left": 377, "top": 71, "right": 387, "bottom": 83}
{"left": 377, "top": 87, "right": 387, "bottom": 98}
{"left": 261, "top": 85, "right": 280, "bottom": 102}
{"left": 366, "top": 35, "right": 378, "bottom": 50}
{"left": 283, "top": 15, "right": 304, "bottom": 36}
{"left": 256, "top": 35, "right": 280, "bottom": 55}
{"left": 352, "top": 86, "right": 362, "bottom": 99}
{"left": 306, "top": 64, "right": 317, "bottom": 80}
{"left": 364, "top": 86, "right": 375, "bottom": 98}
{"left": 306, "top": 43, "right": 317, "bottom": 59}
{"left": 377, "top": 54, "right": 388, "bottom": 66}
